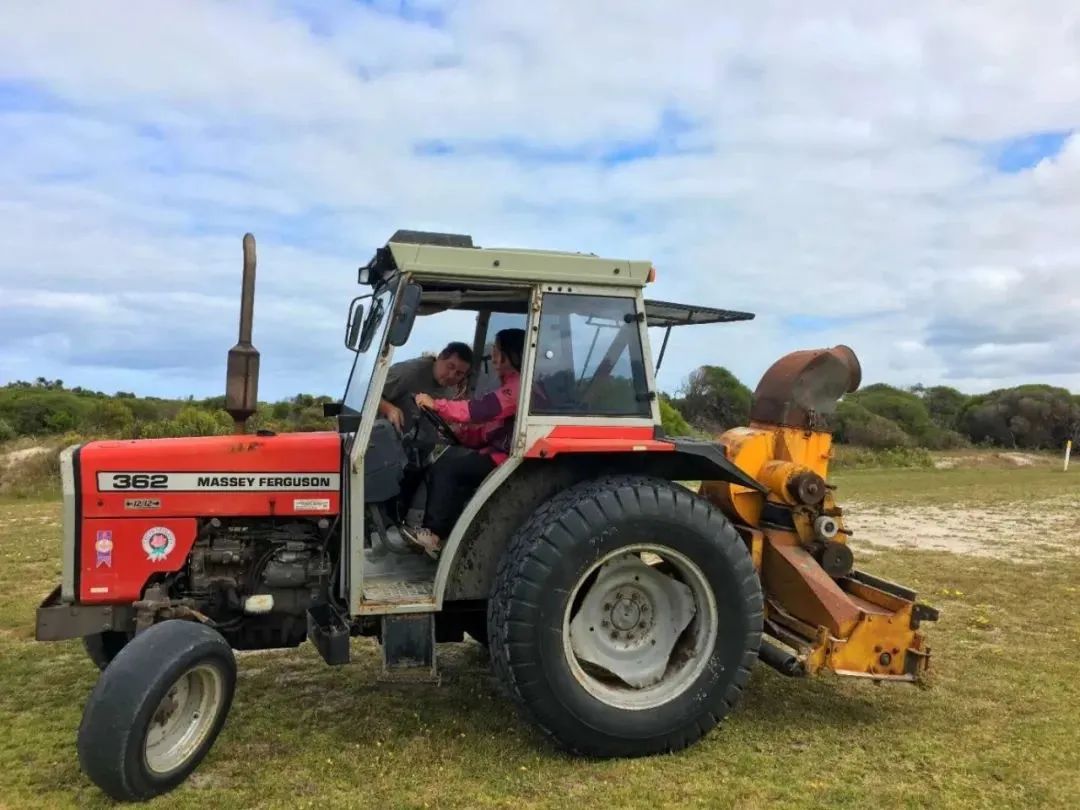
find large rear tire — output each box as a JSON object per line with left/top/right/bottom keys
{"left": 77, "top": 620, "right": 236, "bottom": 801}
{"left": 489, "top": 475, "right": 762, "bottom": 757}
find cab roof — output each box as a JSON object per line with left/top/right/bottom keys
{"left": 380, "top": 229, "right": 653, "bottom": 288}
{"left": 374, "top": 230, "right": 756, "bottom": 326}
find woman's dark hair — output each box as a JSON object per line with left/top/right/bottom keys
{"left": 494, "top": 328, "right": 526, "bottom": 371}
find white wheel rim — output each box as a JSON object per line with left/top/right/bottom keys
{"left": 563, "top": 544, "right": 718, "bottom": 711}
{"left": 144, "top": 663, "right": 225, "bottom": 775}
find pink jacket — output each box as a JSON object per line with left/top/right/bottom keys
{"left": 432, "top": 369, "right": 520, "bottom": 465}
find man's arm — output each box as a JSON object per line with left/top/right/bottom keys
{"left": 378, "top": 363, "right": 406, "bottom": 431}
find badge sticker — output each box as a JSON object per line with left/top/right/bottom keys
{"left": 293, "top": 498, "right": 331, "bottom": 512}
{"left": 95, "top": 530, "right": 113, "bottom": 568}
{"left": 141, "top": 526, "right": 176, "bottom": 562}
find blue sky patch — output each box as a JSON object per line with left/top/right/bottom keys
{"left": 987, "top": 129, "right": 1072, "bottom": 173}
{"left": 0, "top": 80, "right": 69, "bottom": 113}
{"left": 783, "top": 314, "right": 866, "bottom": 332}
{"left": 352, "top": 0, "right": 446, "bottom": 28}
{"left": 415, "top": 107, "right": 706, "bottom": 166}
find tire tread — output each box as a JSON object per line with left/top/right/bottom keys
{"left": 488, "top": 474, "right": 763, "bottom": 757}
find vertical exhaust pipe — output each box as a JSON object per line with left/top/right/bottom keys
{"left": 225, "top": 233, "right": 260, "bottom": 434}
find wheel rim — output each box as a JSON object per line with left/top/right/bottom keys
{"left": 563, "top": 544, "right": 718, "bottom": 711}
{"left": 144, "top": 663, "right": 225, "bottom": 775}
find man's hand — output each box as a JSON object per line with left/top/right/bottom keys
{"left": 379, "top": 400, "right": 405, "bottom": 432}
{"left": 414, "top": 392, "right": 436, "bottom": 411}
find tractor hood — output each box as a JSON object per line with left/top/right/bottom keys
{"left": 79, "top": 431, "right": 343, "bottom": 520}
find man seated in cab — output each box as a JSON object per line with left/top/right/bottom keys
{"left": 378, "top": 341, "right": 473, "bottom": 433}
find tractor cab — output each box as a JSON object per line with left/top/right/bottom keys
{"left": 329, "top": 229, "right": 757, "bottom": 627}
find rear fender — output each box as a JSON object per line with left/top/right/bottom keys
{"left": 435, "top": 447, "right": 765, "bottom": 605}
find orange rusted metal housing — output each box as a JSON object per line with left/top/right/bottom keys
{"left": 700, "top": 346, "right": 937, "bottom": 681}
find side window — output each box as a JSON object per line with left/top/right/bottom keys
{"left": 531, "top": 294, "right": 651, "bottom": 417}
{"left": 473, "top": 312, "right": 528, "bottom": 395}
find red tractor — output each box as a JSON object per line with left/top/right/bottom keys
{"left": 35, "top": 231, "right": 936, "bottom": 801}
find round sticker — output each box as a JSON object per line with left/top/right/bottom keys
{"left": 142, "top": 526, "right": 176, "bottom": 562}
{"left": 94, "top": 537, "right": 113, "bottom": 554}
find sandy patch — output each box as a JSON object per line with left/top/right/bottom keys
{"left": 846, "top": 496, "right": 1079, "bottom": 559}
{"left": 996, "top": 452, "right": 1039, "bottom": 467}
{"left": 1, "top": 446, "right": 49, "bottom": 466}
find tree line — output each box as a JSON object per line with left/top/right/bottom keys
{"left": 3, "top": 371, "right": 1079, "bottom": 451}
{"left": 663, "top": 367, "right": 1080, "bottom": 450}
{"left": 0, "top": 379, "right": 335, "bottom": 441}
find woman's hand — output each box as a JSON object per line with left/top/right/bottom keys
{"left": 414, "top": 392, "right": 436, "bottom": 411}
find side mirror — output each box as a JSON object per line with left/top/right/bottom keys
{"left": 323, "top": 401, "right": 343, "bottom": 417}
{"left": 387, "top": 282, "right": 422, "bottom": 347}
{"left": 345, "top": 299, "right": 366, "bottom": 351}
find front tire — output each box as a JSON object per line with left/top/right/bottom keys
{"left": 489, "top": 475, "right": 762, "bottom": 757}
{"left": 77, "top": 620, "right": 237, "bottom": 801}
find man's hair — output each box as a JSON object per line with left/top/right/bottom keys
{"left": 438, "top": 341, "right": 474, "bottom": 365}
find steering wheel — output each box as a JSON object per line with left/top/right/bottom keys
{"left": 419, "top": 405, "right": 460, "bottom": 446}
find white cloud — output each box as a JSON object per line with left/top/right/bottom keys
{"left": 1, "top": 0, "right": 1079, "bottom": 400}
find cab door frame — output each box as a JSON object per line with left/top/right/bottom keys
{"left": 343, "top": 278, "right": 405, "bottom": 615}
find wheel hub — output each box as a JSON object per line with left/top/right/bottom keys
{"left": 569, "top": 553, "right": 696, "bottom": 688}
{"left": 610, "top": 593, "right": 643, "bottom": 631}
{"left": 144, "top": 664, "right": 224, "bottom": 775}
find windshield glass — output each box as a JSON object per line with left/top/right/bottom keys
{"left": 342, "top": 282, "right": 396, "bottom": 416}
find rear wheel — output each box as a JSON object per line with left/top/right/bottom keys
{"left": 489, "top": 475, "right": 762, "bottom": 756}
{"left": 77, "top": 620, "right": 236, "bottom": 801}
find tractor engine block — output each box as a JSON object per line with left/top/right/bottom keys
{"left": 182, "top": 518, "right": 335, "bottom": 649}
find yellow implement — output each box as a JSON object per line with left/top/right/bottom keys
{"left": 701, "top": 346, "right": 937, "bottom": 681}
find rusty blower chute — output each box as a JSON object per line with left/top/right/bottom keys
{"left": 701, "top": 345, "right": 938, "bottom": 681}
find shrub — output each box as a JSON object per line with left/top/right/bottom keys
{"left": 86, "top": 399, "right": 135, "bottom": 437}
{"left": 659, "top": 398, "right": 695, "bottom": 437}
{"left": 958, "top": 385, "right": 1080, "bottom": 449}
{"left": 832, "top": 401, "right": 912, "bottom": 448}
{"left": 0, "top": 446, "right": 63, "bottom": 498}
{"left": 674, "top": 366, "right": 752, "bottom": 433}
{"left": 919, "top": 385, "right": 969, "bottom": 431}
{"left": 846, "top": 384, "right": 934, "bottom": 443}
{"left": 0, "top": 389, "right": 91, "bottom": 435}
{"left": 920, "top": 425, "right": 970, "bottom": 450}
{"left": 830, "top": 445, "right": 934, "bottom": 470}
{"left": 135, "top": 407, "right": 232, "bottom": 439}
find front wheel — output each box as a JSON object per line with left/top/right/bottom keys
{"left": 489, "top": 475, "right": 762, "bottom": 757}
{"left": 77, "top": 620, "right": 237, "bottom": 801}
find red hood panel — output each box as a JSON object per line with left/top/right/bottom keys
{"left": 80, "top": 432, "right": 343, "bottom": 519}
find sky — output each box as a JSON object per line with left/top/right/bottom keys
{"left": 1, "top": 1, "right": 1079, "bottom": 401}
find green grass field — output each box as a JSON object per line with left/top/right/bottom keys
{"left": 1, "top": 466, "right": 1079, "bottom": 809}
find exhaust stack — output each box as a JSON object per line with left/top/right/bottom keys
{"left": 225, "top": 233, "right": 260, "bottom": 434}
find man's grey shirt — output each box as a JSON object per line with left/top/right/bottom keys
{"left": 383, "top": 356, "right": 458, "bottom": 410}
